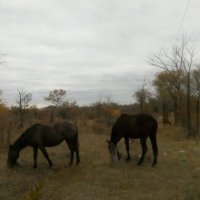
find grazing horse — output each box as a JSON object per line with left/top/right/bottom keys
{"left": 107, "top": 113, "right": 158, "bottom": 167}
{"left": 7, "top": 122, "right": 80, "bottom": 168}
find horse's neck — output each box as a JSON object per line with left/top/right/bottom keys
{"left": 13, "top": 135, "right": 28, "bottom": 152}
{"left": 110, "top": 131, "right": 122, "bottom": 144}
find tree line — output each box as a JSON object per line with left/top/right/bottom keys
{"left": 0, "top": 35, "right": 200, "bottom": 143}
{"left": 135, "top": 35, "right": 200, "bottom": 137}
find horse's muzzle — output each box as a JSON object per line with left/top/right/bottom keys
{"left": 7, "top": 158, "right": 19, "bottom": 168}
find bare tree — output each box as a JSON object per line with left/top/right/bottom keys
{"left": 180, "top": 38, "right": 195, "bottom": 136}
{"left": 16, "top": 90, "right": 32, "bottom": 128}
{"left": 192, "top": 67, "right": 200, "bottom": 134}
{"left": 149, "top": 35, "right": 196, "bottom": 137}
{"left": 104, "top": 96, "right": 114, "bottom": 126}
{"left": 44, "top": 89, "right": 66, "bottom": 123}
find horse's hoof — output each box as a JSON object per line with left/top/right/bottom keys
{"left": 11, "top": 162, "right": 21, "bottom": 168}
{"left": 48, "top": 164, "right": 53, "bottom": 169}
{"left": 152, "top": 163, "right": 157, "bottom": 167}
{"left": 117, "top": 153, "right": 121, "bottom": 160}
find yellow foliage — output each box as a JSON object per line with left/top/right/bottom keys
{"left": 0, "top": 104, "right": 8, "bottom": 116}
{"left": 102, "top": 107, "right": 121, "bottom": 118}
{"left": 110, "top": 108, "right": 121, "bottom": 118}
{"left": 0, "top": 104, "right": 9, "bottom": 128}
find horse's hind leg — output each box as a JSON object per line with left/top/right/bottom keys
{"left": 150, "top": 135, "right": 158, "bottom": 167}
{"left": 65, "top": 139, "right": 75, "bottom": 166}
{"left": 33, "top": 146, "right": 38, "bottom": 168}
{"left": 124, "top": 137, "right": 130, "bottom": 162}
{"left": 74, "top": 139, "right": 80, "bottom": 165}
{"left": 69, "top": 149, "right": 74, "bottom": 166}
{"left": 137, "top": 137, "right": 147, "bottom": 165}
{"left": 38, "top": 145, "right": 53, "bottom": 167}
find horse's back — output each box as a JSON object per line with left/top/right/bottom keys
{"left": 25, "top": 124, "right": 58, "bottom": 146}
{"left": 26, "top": 122, "right": 77, "bottom": 146}
{"left": 54, "top": 122, "right": 77, "bottom": 137}
{"left": 113, "top": 113, "right": 157, "bottom": 138}
{"left": 31, "top": 122, "right": 77, "bottom": 135}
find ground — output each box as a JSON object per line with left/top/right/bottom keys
{"left": 0, "top": 123, "right": 200, "bottom": 200}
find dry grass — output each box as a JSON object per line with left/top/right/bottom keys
{"left": 0, "top": 121, "right": 200, "bottom": 200}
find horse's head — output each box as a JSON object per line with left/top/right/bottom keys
{"left": 7, "top": 145, "right": 19, "bottom": 167}
{"left": 107, "top": 140, "right": 120, "bottom": 161}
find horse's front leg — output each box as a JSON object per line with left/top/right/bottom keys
{"left": 124, "top": 137, "right": 130, "bottom": 162}
{"left": 38, "top": 145, "right": 53, "bottom": 167}
{"left": 117, "top": 149, "right": 121, "bottom": 160}
{"left": 137, "top": 137, "right": 147, "bottom": 165}
{"left": 33, "top": 146, "right": 38, "bottom": 168}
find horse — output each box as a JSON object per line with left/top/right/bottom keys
{"left": 107, "top": 113, "right": 158, "bottom": 167}
{"left": 162, "top": 117, "right": 172, "bottom": 126}
{"left": 7, "top": 122, "right": 80, "bottom": 168}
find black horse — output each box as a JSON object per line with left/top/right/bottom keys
{"left": 7, "top": 122, "right": 80, "bottom": 168}
{"left": 107, "top": 113, "right": 158, "bottom": 167}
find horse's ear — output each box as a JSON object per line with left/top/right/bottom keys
{"left": 106, "top": 140, "right": 110, "bottom": 144}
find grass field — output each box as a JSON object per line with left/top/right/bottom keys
{"left": 0, "top": 122, "right": 200, "bottom": 200}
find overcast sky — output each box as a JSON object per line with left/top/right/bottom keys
{"left": 0, "top": 0, "right": 200, "bottom": 107}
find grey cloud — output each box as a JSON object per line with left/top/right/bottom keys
{"left": 0, "top": 0, "right": 200, "bottom": 106}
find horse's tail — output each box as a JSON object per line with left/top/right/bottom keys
{"left": 150, "top": 117, "right": 158, "bottom": 166}
{"left": 150, "top": 117, "right": 158, "bottom": 141}
{"left": 74, "top": 125, "right": 79, "bottom": 148}
{"left": 152, "top": 117, "right": 158, "bottom": 135}
{"left": 74, "top": 125, "right": 80, "bottom": 164}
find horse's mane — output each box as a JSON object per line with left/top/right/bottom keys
{"left": 12, "top": 124, "right": 42, "bottom": 150}
{"left": 12, "top": 132, "right": 27, "bottom": 150}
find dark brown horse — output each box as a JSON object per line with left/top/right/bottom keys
{"left": 107, "top": 113, "right": 158, "bottom": 167}
{"left": 7, "top": 122, "right": 80, "bottom": 168}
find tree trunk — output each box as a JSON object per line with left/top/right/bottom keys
{"left": 140, "top": 99, "right": 144, "bottom": 113}
{"left": 19, "top": 107, "right": 24, "bottom": 128}
{"left": 186, "top": 74, "right": 192, "bottom": 137}
{"left": 196, "top": 94, "right": 200, "bottom": 134}
{"left": 50, "top": 107, "right": 56, "bottom": 123}
{"left": 174, "top": 97, "right": 179, "bottom": 125}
